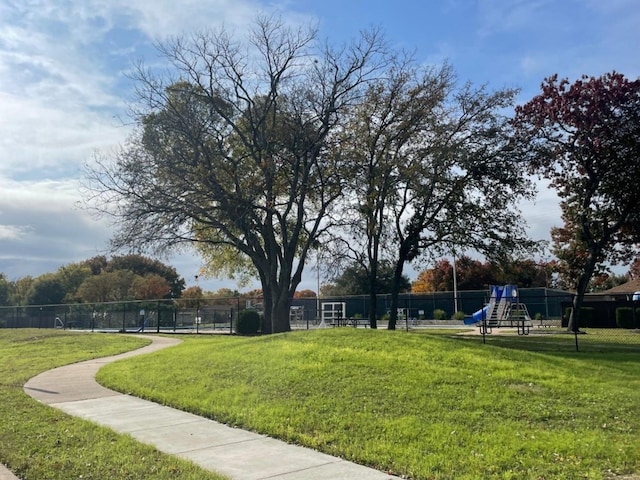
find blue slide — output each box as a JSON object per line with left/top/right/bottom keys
{"left": 465, "top": 305, "right": 488, "bottom": 325}
{"left": 464, "top": 285, "right": 519, "bottom": 325}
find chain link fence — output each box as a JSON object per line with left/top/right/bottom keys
{"left": 1, "top": 289, "right": 638, "bottom": 352}
{"left": 0, "top": 298, "right": 243, "bottom": 334}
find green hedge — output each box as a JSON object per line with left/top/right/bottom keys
{"left": 432, "top": 309, "right": 447, "bottom": 320}
{"left": 236, "top": 309, "right": 261, "bottom": 335}
{"left": 616, "top": 307, "right": 639, "bottom": 329}
{"left": 563, "top": 307, "right": 595, "bottom": 328}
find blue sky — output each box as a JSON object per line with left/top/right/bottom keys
{"left": 0, "top": 0, "right": 638, "bottom": 292}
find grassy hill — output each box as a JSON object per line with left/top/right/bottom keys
{"left": 99, "top": 328, "right": 640, "bottom": 479}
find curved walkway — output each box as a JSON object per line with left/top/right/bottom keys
{"left": 22, "top": 335, "right": 399, "bottom": 480}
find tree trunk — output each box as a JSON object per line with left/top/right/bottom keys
{"left": 567, "top": 252, "right": 598, "bottom": 333}
{"left": 261, "top": 283, "right": 293, "bottom": 334}
{"left": 388, "top": 288, "right": 398, "bottom": 330}
{"left": 388, "top": 246, "right": 410, "bottom": 330}
{"left": 366, "top": 260, "right": 378, "bottom": 329}
{"left": 271, "top": 297, "right": 292, "bottom": 333}
{"left": 368, "top": 291, "right": 378, "bottom": 329}
{"left": 256, "top": 264, "right": 294, "bottom": 334}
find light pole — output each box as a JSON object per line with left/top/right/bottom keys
{"left": 452, "top": 253, "right": 458, "bottom": 314}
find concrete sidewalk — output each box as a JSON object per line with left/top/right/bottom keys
{"left": 0, "top": 465, "right": 19, "bottom": 480}
{"left": 23, "top": 335, "right": 400, "bottom": 480}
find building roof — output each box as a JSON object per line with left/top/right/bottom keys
{"left": 600, "top": 278, "right": 640, "bottom": 294}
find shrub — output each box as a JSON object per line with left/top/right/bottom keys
{"left": 563, "top": 306, "right": 595, "bottom": 328}
{"left": 236, "top": 309, "right": 261, "bottom": 335}
{"left": 534, "top": 312, "right": 544, "bottom": 321}
{"left": 432, "top": 309, "right": 447, "bottom": 320}
{"left": 616, "top": 307, "right": 635, "bottom": 329}
{"left": 451, "top": 311, "right": 465, "bottom": 321}
{"left": 581, "top": 307, "right": 595, "bottom": 327}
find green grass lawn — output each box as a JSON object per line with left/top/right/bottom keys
{"left": 96, "top": 328, "right": 640, "bottom": 480}
{"left": 0, "top": 329, "right": 228, "bottom": 480}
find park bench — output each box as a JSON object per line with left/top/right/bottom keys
{"left": 330, "top": 317, "right": 369, "bottom": 328}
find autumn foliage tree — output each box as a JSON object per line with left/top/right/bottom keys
{"left": 514, "top": 72, "right": 640, "bottom": 331}
{"left": 412, "top": 256, "right": 551, "bottom": 293}
{"left": 628, "top": 258, "right": 640, "bottom": 280}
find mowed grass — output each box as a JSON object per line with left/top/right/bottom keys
{"left": 98, "top": 328, "right": 640, "bottom": 480}
{"left": 0, "top": 329, "right": 228, "bottom": 480}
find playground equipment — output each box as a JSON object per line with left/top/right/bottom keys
{"left": 319, "top": 302, "right": 346, "bottom": 327}
{"left": 464, "top": 285, "right": 533, "bottom": 334}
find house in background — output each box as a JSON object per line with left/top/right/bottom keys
{"left": 596, "top": 278, "right": 640, "bottom": 301}
{"left": 571, "top": 279, "right": 640, "bottom": 328}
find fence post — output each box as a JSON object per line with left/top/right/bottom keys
{"left": 173, "top": 305, "right": 177, "bottom": 332}
{"left": 196, "top": 298, "right": 200, "bottom": 334}
{"left": 481, "top": 300, "right": 487, "bottom": 344}
{"left": 405, "top": 297, "right": 409, "bottom": 332}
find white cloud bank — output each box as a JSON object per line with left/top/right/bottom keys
{"left": 0, "top": 0, "right": 637, "bottom": 288}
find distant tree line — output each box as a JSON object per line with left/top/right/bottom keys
{"left": 0, "top": 255, "right": 183, "bottom": 307}
{"left": 0, "top": 252, "right": 635, "bottom": 309}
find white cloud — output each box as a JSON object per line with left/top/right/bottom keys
{"left": 0, "top": 177, "right": 112, "bottom": 279}
{"left": 0, "top": 0, "right": 283, "bottom": 284}
{"left": 0, "top": 0, "right": 634, "bottom": 288}
{"left": 0, "top": 225, "right": 31, "bottom": 240}
{"left": 475, "top": 0, "right": 552, "bottom": 37}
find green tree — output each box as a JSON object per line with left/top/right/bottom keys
{"left": 55, "top": 263, "right": 93, "bottom": 303}
{"left": 76, "top": 270, "right": 137, "bottom": 303}
{"left": 386, "top": 83, "right": 537, "bottom": 329}
{"left": 513, "top": 72, "right": 640, "bottom": 332}
{"left": 322, "top": 261, "right": 410, "bottom": 296}
{"left": 106, "top": 255, "right": 184, "bottom": 298}
{"left": 496, "top": 258, "right": 551, "bottom": 288}
{"left": 80, "top": 255, "right": 108, "bottom": 275}
{"left": 341, "top": 77, "right": 533, "bottom": 329}
{"left": 26, "top": 274, "right": 66, "bottom": 306}
{"left": 0, "top": 273, "right": 10, "bottom": 306}
{"left": 86, "top": 17, "right": 391, "bottom": 333}
{"left": 328, "top": 60, "right": 452, "bottom": 327}
{"left": 7, "top": 276, "right": 34, "bottom": 306}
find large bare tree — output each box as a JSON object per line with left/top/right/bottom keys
{"left": 85, "top": 17, "right": 390, "bottom": 333}
{"left": 326, "top": 61, "right": 452, "bottom": 328}
{"left": 385, "top": 83, "right": 537, "bottom": 328}
{"left": 329, "top": 67, "right": 536, "bottom": 329}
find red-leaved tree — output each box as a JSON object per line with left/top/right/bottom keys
{"left": 513, "top": 72, "right": 640, "bottom": 331}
